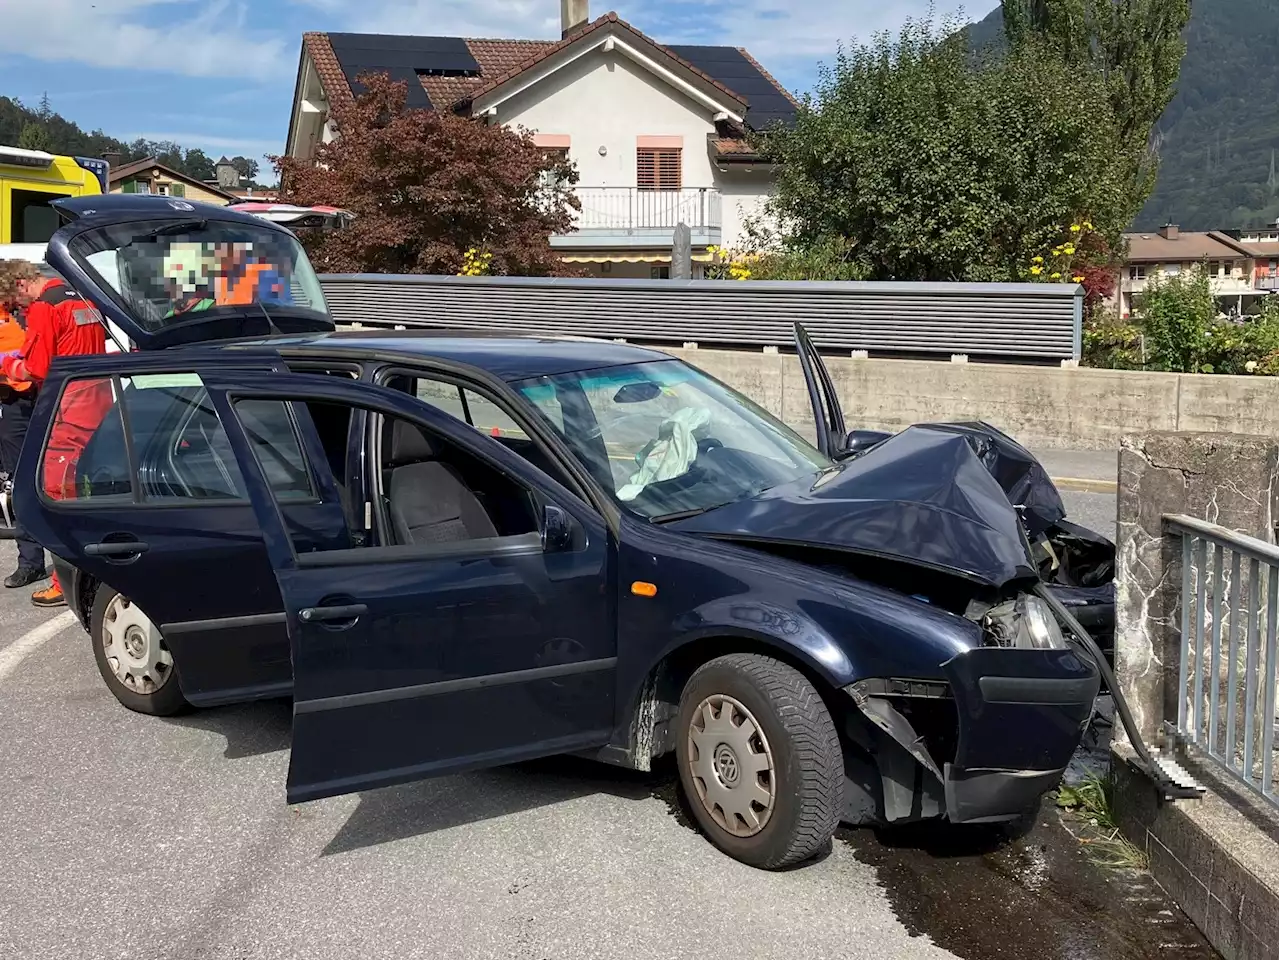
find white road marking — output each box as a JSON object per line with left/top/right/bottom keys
{"left": 0, "top": 612, "right": 77, "bottom": 681}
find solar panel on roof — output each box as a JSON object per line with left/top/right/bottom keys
{"left": 667, "top": 45, "right": 797, "bottom": 131}
{"left": 327, "top": 33, "right": 482, "bottom": 109}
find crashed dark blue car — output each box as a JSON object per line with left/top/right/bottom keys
{"left": 14, "top": 197, "right": 1115, "bottom": 870}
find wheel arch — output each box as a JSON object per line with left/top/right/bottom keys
{"left": 606, "top": 627, "right": 856, "bottom": 773}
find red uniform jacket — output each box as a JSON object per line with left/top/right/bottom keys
{"left": 2, "top": 280, "right": 111, "bottom": 500}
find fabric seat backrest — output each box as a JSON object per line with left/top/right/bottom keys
{"left": 386, "top": 421, "right": 497, "bottom": 545}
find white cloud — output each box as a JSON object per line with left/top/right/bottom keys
{"left": 354, "top": 0, "right": 560, "bottom": 39}
{"left": 0, "top": 0, "right": 292, "bottom": 81}
{"left": 121, "top": 132, "right": 283, "bottom": 152}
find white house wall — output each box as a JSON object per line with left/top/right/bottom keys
{"left": 497, "top": 46, "right": 770, "bottom": 249}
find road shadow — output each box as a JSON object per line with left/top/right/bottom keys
{"left": 162, "top": 698, "right": 293, "bottom": 760}
{"left": 322, "top": 754, "right": 664, "bottom": 857}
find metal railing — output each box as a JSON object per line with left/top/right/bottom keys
{"left": 567, "top": 187, "right": 721, "bottom": 231}
{"left": 1166, "top": 514, "right": 1280, "bottom": 805}
{"left": 1254, "top": 274, "right": 1279, "bottom": 291}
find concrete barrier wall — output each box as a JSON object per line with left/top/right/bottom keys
{"left": 659, "top": 347, "right": 1279, "bottom": 451}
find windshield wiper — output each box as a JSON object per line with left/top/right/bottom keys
{"left": 649, "top": 505, "right": 718, "bottom": 524}
{"left": 127, "top": 219, "right": 208, "bottom": 244}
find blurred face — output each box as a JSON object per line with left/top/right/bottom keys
{"left": 15, "top": 276, "right": 45, "bottom": 304}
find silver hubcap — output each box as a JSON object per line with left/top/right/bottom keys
{"left": 102, "top": 596, "right": 173, "bottom": 695}
{"left": 686, "top": 694, "right": 776, "bottom": 837}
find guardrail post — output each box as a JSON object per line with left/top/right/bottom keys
{"left": 1115, "top": 432, "right": 1280, "bottom": 750}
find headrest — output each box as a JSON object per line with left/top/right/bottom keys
{"left": 388, "top": 420, "right": 437, "bottom": 466}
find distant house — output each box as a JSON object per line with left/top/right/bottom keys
{"left": 1115, "top": 222, "right": 1280, "bottom": 318}
{"left": 284, "top": 4, "right": 795, "bottom": 278}
{"left": 107, "top": 157, "right": 239, "bottom": 206}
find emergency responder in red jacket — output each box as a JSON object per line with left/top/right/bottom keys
{"left": 1, "top": 274, "right": 110, "bottom": 607}
{"left": 0, "top": 261, "right": 50, "bottom": 591}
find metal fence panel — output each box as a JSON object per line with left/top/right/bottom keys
{"left": 1165, "top": 514, "right": 1280, "bottom": 806}
{"left": 317, "top": 274, "right": 1085, "bottom": 362}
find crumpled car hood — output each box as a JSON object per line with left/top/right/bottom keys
{"left": 670, "top": 422, "right": 1057, "bottom": 588}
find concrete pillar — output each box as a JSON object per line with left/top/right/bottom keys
{"left": 1114, "top": 432, "right": 1279, "bottom": 747}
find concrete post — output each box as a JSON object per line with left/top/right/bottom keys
{"left": 1114, "top": 432, "right": 1279, "bottom": 748}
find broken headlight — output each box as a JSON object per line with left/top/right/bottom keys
{"left": 979, "top": 594, "right": 1067, "bottom": 650}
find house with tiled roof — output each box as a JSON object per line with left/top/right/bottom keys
{"left": 284, "top": 2, "right": 795, "bottom": 277}
{"left": 1113, "top": 223, "right": 1280, "bottom": 318}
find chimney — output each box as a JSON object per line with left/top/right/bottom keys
{"left": 101, "top": 151, "right": 122, "bottom": 169}
{"left": 1158, "top": 223, "right": 1179, "bottom": 240}
{"left": 560, "top": 0, "right": 589, "bottom": 37}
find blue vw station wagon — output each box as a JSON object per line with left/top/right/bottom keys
{"left": 15, "top": 196, "right": 1113, "bottom": 869}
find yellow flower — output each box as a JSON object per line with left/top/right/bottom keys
{"left": 1032, "top": 255, "right": 1044, "bottom": 264}
{"left": 1082, "top": 221, "right": 1094, "bottom": 230}
{"left": 1072, "top": 275, "right": 1085, "bottom": 283}
{"left": 1050, "top": 272, "right": 1062, "bottom": 280}
{"left": 1029, "top": 265, "right": 1043, "bottom": 276}
{"left": 1062, "top": 244, "right": 1076, "bottom": 255}
{"left": 1070, "top": 224, "right": 1081, "bottom": 232}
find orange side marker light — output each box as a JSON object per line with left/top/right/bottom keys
{"left": 631, "top": 581, "right": 658, "bottom": 598}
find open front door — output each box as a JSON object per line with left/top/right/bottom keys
{"left": 793, "top": 322, "right": 847, "bottom": 459}
{"left": 205, "top": 370, "right": 617, "bottom": 804}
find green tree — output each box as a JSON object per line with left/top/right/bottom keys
{"left": 1136, "top": 264, "right": 1216, "bottom": 372}
{"left": 17, "top": 122, "right": 52, "bottom": 152}
{"left": 272, "top": 72, "right": 580, "bottom": 277}
{"left": 758, "top": 16, "right": 1136, "bottom": 282}
{"left": 1001, "top": 0, "right": 1191, "bottom": 209}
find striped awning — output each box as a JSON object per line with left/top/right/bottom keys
{"left": 560, "top": 253, "right": 715, "bottom": 264}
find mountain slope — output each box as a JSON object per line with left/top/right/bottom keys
{"left": 966, "top": 0, "right": 1279, "bottom": 230}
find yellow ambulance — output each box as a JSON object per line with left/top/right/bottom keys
{"left": 0, "top": 145, "right": 108, "bottom": 245}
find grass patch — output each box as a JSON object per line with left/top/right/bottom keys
{"left": 1056, "top": 772, "right": 1149, "bottom": 870}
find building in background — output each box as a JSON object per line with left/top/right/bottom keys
{"left": 283, "top": 4, "right": 792, "bottom": 278}
{"left": 107, "top": 157, "right": 239, "bottom": 206}
{"left": 1114, "top": 222, "right": 1280, "bottom": 318}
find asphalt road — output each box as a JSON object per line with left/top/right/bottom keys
{"left": 0, "top": 492, "right": 1144, "bottom": 960}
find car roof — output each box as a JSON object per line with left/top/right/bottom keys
{"left": 229, "top": 328, "right": 675, "bottom": 382}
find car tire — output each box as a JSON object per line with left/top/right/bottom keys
{"left": 90, "top": 587, "right": 188, "bottom": 716}
{"left": 675, "top": 653, "right": 843, "bottom": 870}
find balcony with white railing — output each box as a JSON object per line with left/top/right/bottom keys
{"left": 551, "top": 187, "right": 722, "bottom": 249}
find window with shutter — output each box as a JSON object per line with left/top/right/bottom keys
{"left": 637, "top": 148, "right": 681, "bottom": 191}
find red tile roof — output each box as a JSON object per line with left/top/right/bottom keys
{"left": 301, "top": 12, "right": 786, "bottom": 118}
{"left": 303, "top": 32, "right": 351, "bottom": 107}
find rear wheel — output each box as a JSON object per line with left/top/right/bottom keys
{"left": 90, "top": 587, "right": 188, "bottom": 716}
{"left": 675, "top": 653, "right": 843, "bottom": 869}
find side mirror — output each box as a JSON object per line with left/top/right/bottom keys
{"left": 841, "top": 429, "right": 893, "bottom": 457}
{"left": 540, "top": 504, "right": 573, "bottom": 553}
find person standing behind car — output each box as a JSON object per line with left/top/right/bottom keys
{"left": 0, "top": 260, "right": 49, "bottom": 591}
{"left": 0, "top": 268, "right": 109, "bottom": 608}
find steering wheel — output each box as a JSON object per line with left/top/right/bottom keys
{"left": 697, "top": 437, "right": 723, "bottom": 454}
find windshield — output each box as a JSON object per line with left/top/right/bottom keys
{"left": 67, "top": 218, "right": 330, "bottom": 332}
{"left": 516, "top": 360, "right": 830, "bottom": 520}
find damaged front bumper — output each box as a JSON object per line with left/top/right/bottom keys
{"left": 846, "top": 645, "right": 1100, "bottom": 825}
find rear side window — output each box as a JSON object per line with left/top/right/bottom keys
{"left": 41, "top": 372, "right": 314, "bottom": 507}
{"left": 44, "top": 377, "right": 131, "bottom": 502}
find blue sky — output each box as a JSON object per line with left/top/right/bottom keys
{"left": 0, "top": 0, "right": 975, "bottom": 184}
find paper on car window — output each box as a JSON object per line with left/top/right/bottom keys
{"left": 129, "top": 373, "right": 204, "bottom": 389}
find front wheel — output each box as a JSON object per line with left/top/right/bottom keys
{"left": 90, "top": 587, "right": 188, "bottom": 716}
{"left": 675, "top": 653, "right": 843, "bottom": 869}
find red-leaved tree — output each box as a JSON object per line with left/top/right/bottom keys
{"left": 273, "top": 72, "right": 580, "bottom": 276}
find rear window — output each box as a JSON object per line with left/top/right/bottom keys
{"left": 67, "top": 217, "right": 330, "bottom": 333}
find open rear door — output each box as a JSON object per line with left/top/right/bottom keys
{"left": 793, "top": 322, "right": 847, "bottom": 459}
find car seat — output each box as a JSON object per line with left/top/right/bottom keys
{"left": 385, "top": 420, "right": 497, "bottom": 545}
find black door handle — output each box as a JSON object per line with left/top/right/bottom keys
{"left": 298, "top": 603, "right": 368, "bottom": 624}
{"left": 84, "top": 540, "right": 150, "bottom": 557}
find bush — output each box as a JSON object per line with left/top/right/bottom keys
{"left": 1136, "top": 265, "right": 1216, "bottom": 372}
{"left": 1083, "top": 316, "right": 1145, "bottom": 369}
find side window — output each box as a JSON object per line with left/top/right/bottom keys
{"left": 43, "top": 376, "right": 131, "bottom": 502}
{"left": 119, "top": 374, "right": 246, "bottom": 502}
{"left": 374, "top": 411, "right": 538, "bottom": 548}
{"left": 236, "top": 399, "right": 315, "bottom": 502}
